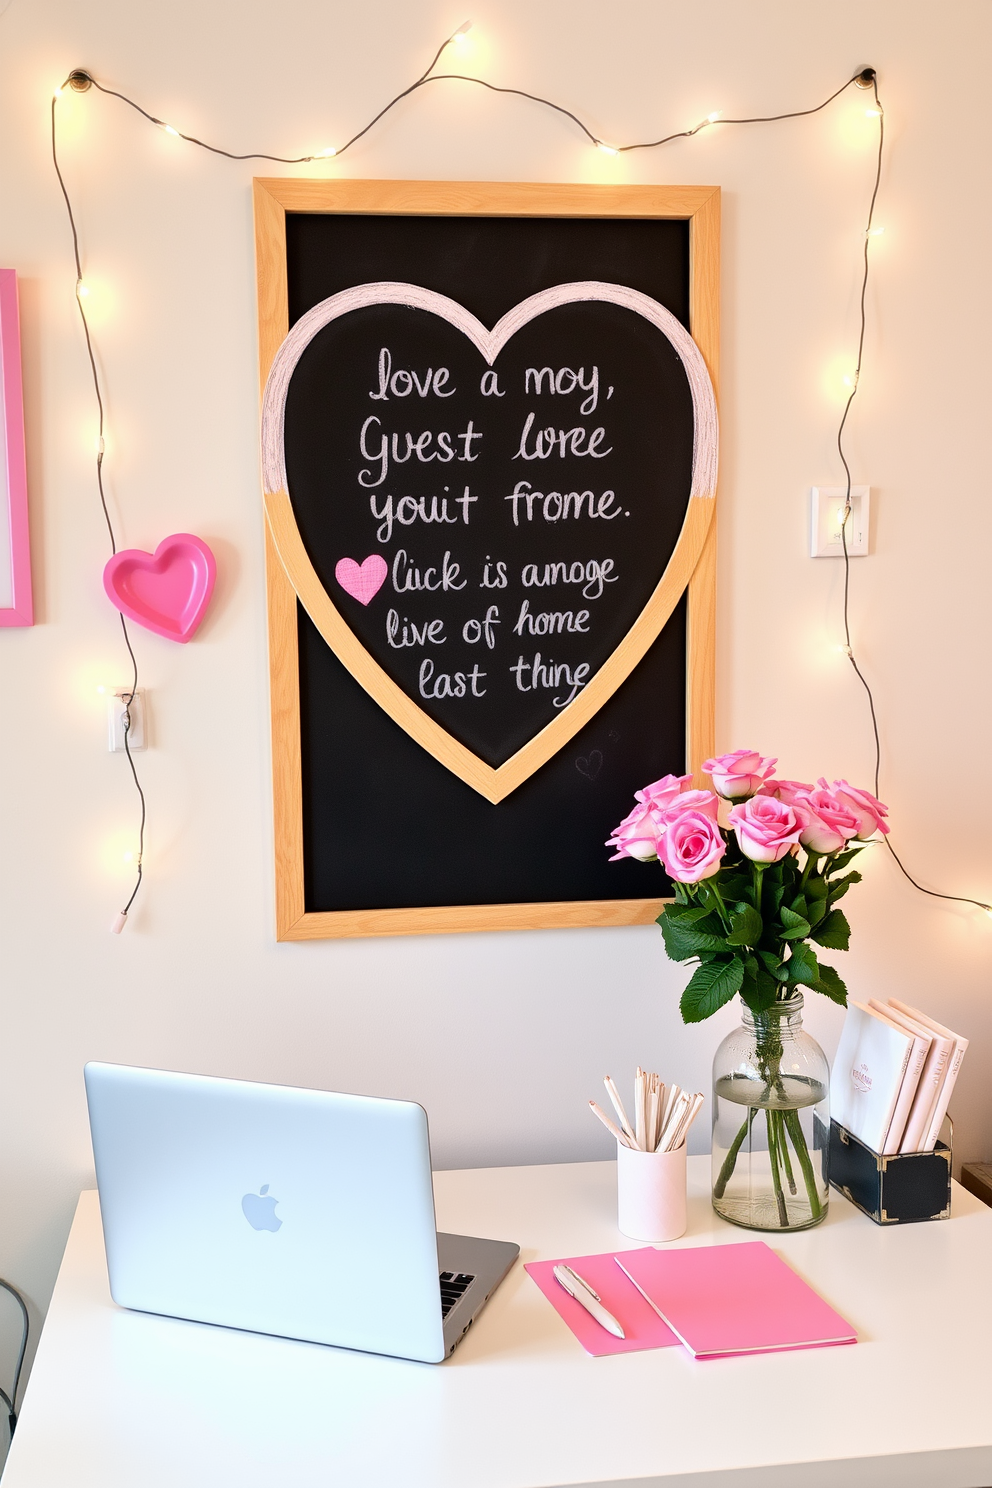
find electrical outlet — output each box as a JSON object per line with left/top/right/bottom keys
{"left": 107, "top": 688, "right": 146, "bottom": 752}
{"left": 810, "top": 486, "right": 870, "bottom": 558}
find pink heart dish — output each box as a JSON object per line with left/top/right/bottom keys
{"left": 103, "top": 534, "right": 217, "bottom": 643}
{"left": 334, "top": 554, "right": 387, "bottom": 606}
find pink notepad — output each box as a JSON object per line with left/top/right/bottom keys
{"left": 617, "top": 1241, "right": 857, "bottom": 1359}
{"left": 525, "top": 1250, "right": 681, "bottom": 1356}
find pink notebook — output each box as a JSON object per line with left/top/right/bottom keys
{"left": 617, "top": 1242, "right": 857, "bottom": 1359}
{"left": 525, "top": 1250, "right": 681, "bottom": 1356}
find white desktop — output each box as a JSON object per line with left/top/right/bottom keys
{"left": 2, "top": 1157, "right": 991, "bottom": 1487}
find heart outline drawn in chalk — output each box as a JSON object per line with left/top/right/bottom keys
{"left": 103, "top": 533, "right": 216, "bottom": 643}
{"left": 334, "top": 555, "right": 387, "bottom": 606}
{"left": 260, "top": 281, "right": 718, "bottom": 804}
{"left": 576, "top": 750, "right": 604, "bottom": 781}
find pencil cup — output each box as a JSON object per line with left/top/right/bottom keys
{"left": 616, "top": 1140, "right": 687, "bottom": 1242}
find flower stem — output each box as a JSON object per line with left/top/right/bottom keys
{"left": 713, "top": 1107, "right": 756, "bottom": 1200}
{"left": 777, "top": 1112, "right": 798, "bottom": 1195}
{"left": 766, "top": 1109, "right": 790, "bottom": 1226}
{"left": 706, "top": 878, "right": 733, "bottom": 932}
{"left": 784, "top": 1107, "right": 823, "bottom": 1219}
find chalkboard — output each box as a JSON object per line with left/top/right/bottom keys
{"left": 254, "top": 180, "right": 719, "bottom": 940}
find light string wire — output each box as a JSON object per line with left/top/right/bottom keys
{"left": 0, "top": 1278, "right": 29, "bottom": 1436}
{"left": 837, "top": 80, "right": 992, "bottom": 916}
{"left": 51, "top": 90, "right": 146, "bottom": 926}
{"left": 51, "top": 32, "right": 988, "bottom": 922}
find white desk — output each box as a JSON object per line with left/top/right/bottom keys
{"left": 3, "top": 1160, "right": 992, "bottom": 1488}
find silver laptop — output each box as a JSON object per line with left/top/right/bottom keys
{"left": 84, "top": 1062, "right": 518, "bottom": 1363}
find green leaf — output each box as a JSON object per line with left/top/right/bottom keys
{"left": 680, "top": 957, "right": 745, "bottom": 1023}
{"left": 811, "top": 962, "right": 849, "bottom": 1006}
{"left": 779, "top": 906, "right": 811, "bottom": 941}
{"left": 662, "top": 903, "right": 714, "bottom": 924}
{"left": 660, "top": 915, "right": 729, "bottom": 963}
{"left": 828, "top": 847, "right": 865, "bottom": 875}
{"left": 726, "top": 904, "right": 763, "bottom": 946}
{"left": 757, "top": 949, "right": 785, "bottom": 978}
{"left": 827, "top": 870, "right": 862, "bottom": 902}
{"left": 805, "top": 896, "right": 828, "bottom": 927}
{"left": 786, "top": 941, "right": 820, "bottom": 987}
{"left": 811, "top": 908, "right": 851, "bottom": 951}
{"left": 805, "top": 875, "right": 829, "bottom": 901}
{"left": 740, "top": 969, "right": 780, "bottom": 1014}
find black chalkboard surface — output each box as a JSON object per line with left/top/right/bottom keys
{"left": 255, "top": 181, "right": 719, "bottom": 938}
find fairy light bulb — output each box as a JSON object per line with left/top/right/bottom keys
{"left": 866, "top": 226, "right": 885, "bottom": 237}
{"left": 865, "top": 108, "right": 882, "bottom": 118}
{"left": 53, "top": 85, "right": 63, "bottom": 99}
{"left": 596, "top": 141, "right": 619, "bottom": 156}
{"left": 316, "top": 147, "right": 337, "bottom": 158}
{"left": 706, "top": 111, "right": 721, "bottom": 123}
{"left": 77, "top": 282, "right": 90, "bottom": 298}
{"left": 162, "top": 123, "right": 180, "bottom": 137}
{"left": 451, "top": 19, "right": 472, "bottom": 40}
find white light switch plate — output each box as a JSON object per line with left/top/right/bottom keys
{"left": 107, "top": 689, "right": 146, "bottom": 752}
{"left": 810, "top": 486, "right": 870, "bottom": 557}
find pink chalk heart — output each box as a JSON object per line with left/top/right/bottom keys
{"left": 102, "top": 534, "right": 217, "bottom": 643}
{"left": 334, "top": 555, "right": 387, "bottom": 606}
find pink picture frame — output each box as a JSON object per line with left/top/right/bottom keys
{"left": 0, "top": 269, "right": 32, "bottom": 627}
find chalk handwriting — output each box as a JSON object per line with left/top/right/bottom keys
{"left": 419, "top": 660, "right": 487, "bottom": 699}
{"left": 359, "top": 416, "right": 483, "bottom": 488}
{"left": 505, "top": 481, "right": 622, "bottom": 526}
{"left": 509, "top": 652, "right": 591, "bottom": 708}
{"left": 370, "top": 486, "right": 477, "bottom": 544}
{"left": 520, "top": 558, "right": 617, "bottom": 601}
{"left": 369, "top": 348, "right": 455, "bottom": 401}
{"left": 392, "top": 549, "right": 467, "bottom": 593}
{"left": 387, "top": 610, "right": 446, "bottom": 648}
{"left": 462, "top": 606, "right": 501, "bottom": 648}
{"left": 512, "top": 599, "right": 590, "bottom": 636}
{"left": 513, "top": 412, "right": 612, "bottom": 462}
{"left": 524, "top": 365, "right": 600, "bottom": 416}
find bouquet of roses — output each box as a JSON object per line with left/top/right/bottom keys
{"left": 607, "top": 750, "right": 889, "bottom": 1025}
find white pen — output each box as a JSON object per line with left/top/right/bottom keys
{"left": 553, "top": 1264, "right": 625, "bottom": 1339}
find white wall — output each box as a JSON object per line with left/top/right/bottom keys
{"left": 1, "top": 0, "right": 990, "bottom": 1391}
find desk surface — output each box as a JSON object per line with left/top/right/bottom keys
{"left": 3, "top": 1159, "right": 992, "bottom": 1488}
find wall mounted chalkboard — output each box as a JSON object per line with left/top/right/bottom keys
{"left": 254, "top": 180, "right": 719, "bottom": 940}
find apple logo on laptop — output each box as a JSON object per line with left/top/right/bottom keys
{"left": 241, "top": 1184, "right": 282, "bottom": 1232}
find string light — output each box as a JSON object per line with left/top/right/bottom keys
{"left": 51, "top": 49, "right": 990, "bottom": 923}
{"left": 316, "top": 147, "right": 337, "bottom": 158}
{"left": 53, "top": 75, "right": 146, "bottom": 933}
{"left": 833, "top": 82, "right": 992, "bottom": 917}
{"left": 162, "top": 123, "right": 180, "bottom": 137}
{"left": 866, "top": 225, "right": 884, "bottom": 236}
{"left": 450, "top": 20, "right": 473, "bottom": 42}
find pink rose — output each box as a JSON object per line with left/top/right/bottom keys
{"left": 762, "top": 778, "right": 814, "bottom": 805}
{"left": 606, "top": 800, "right": 664, "bottom": 862}
{"left": 793, "top": 787, "right": 860, "bottom": 854}
{"left": 659, "top": 788, "right": 720, "bottom": 824}
{"left": 822, "top": 779, "right": 890, "bottom": 839}
{"left": 704, "top": 749, "right": 777, "bottom": 800}
{"left": 634, "top": 772, "right": 693, "bottom": 809}
{"left": 728, "top": 794, "right": 805, "bottom": 863}
{"left": 658, "top": 811, "right": 726, "bottom": 883}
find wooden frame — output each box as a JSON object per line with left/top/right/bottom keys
{"left": 253, "top": 179, "right": 719, "bottom": 940}
{"left": 0, "top": 270, "right": 32, "bottom": 627}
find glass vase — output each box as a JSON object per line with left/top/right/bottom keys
{"left": 711, "top": 992, "right": 829, "bottom": 1231}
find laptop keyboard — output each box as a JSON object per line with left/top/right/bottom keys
{"left": 439, "top": 1271, "right": 475, "bottom": 1317}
